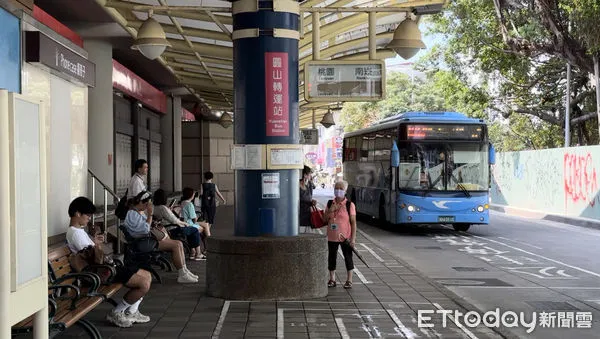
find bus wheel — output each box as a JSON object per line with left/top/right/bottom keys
{"left": 378, "top": 196, "right": 387, "bottom": 226}
{"left": 453, "top": 224, "right": 471, "bottom": 232}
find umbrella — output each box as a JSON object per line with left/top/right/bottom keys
{"left": 339, "top": 234, "right": 368, "bottom": 267}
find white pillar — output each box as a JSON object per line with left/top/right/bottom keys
{"left": 84, "top": 40, "right": 114, "bottom": 197}
{"left": 161, "top": 96, "right": 183, "bottom": 192}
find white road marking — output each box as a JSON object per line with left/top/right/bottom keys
{"left": 432, "top": 303, "right": 479, "bottom": 339}
{"left": 277, "top": 308, "right": 284, "bottom": 339}
{"left": 338, "top": 248, "right": 371, "bottom": 284}
{"left": 211, "top": 301, "right": 230, "bottom": 339}
{"left": 497, "top": 236, "right": 543, "bottom": 249}
{"left": 386, "top": 309, "right": 419, "bottom": 339}
{"left": 335, "top": 317, "right": 351, "bottom": 339}
{"left": 360, "top": 243, "right": 385, "bottom": 262}
{"left": 472, "top": 236, "right": 600, "bottom": 278}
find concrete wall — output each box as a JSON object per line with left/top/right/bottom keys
{"left": 160, "top": 96, "right": 182, "bottom": 193}
{"left": 181, "top": 120, "right": 234, "bottom": 206}
{"left": 491, "top": 145, "right": 600, "bottom": 220}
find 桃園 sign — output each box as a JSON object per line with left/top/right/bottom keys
{"left": 304, "top": 60, "right": 385, "bottom": 102}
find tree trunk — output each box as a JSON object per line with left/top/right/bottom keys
{"left": 595, "top": 54, "right": 600, "bottom": 143}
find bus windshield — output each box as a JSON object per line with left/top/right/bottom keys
{"left": 398, "top": 142, "right": 489, "bottom": 191}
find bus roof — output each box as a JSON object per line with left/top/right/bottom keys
{"left": 344, "top": 111, "right": 485, "bottom": 138}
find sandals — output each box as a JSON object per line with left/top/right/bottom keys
{"left": 343, "top": 281, "right": 352, "bottom": 289}
{"left": 327, "top": 280, "right": 336, "bottom": 287}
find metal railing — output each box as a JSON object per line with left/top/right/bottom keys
{"left": 87, "top": 169, "right": 123, "bottom": 254}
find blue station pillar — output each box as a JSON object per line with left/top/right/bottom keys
{"left": 232, "top": 0, "right": 300, "bottom": 236}
{"left": 207, "top": 0, "right": 327, "bottom": 300}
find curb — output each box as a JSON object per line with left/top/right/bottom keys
{"left": 490, "top": 204, "right": 600, "bottom": 231}
{"left": 357, "top": 228, "right": 520, "bottom": 339}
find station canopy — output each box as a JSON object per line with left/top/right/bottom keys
{"left": 97, "top": 0, "right": 446, "bottom": 128}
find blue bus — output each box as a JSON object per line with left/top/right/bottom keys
{"left": 342, "top": 112, "right": 495, "bottom": 232}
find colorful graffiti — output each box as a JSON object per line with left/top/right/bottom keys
{"left": 564, "top": 153, "right": 599, "bottom": 207}
{"left": 491, "top": 146, "right": 600, "bottom": 220}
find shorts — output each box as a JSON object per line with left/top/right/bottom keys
{"left": 114, "top": 264, "right": 139, "bottom": 284}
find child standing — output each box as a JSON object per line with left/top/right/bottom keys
{"left": 199, "top": 171, "right": 226, "bottom": 225}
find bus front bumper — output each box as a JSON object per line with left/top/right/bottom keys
{"left": 396, "top": 210, "right": 489, "bottom": 225}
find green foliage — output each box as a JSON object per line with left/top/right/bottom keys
{"left": 340, "top": 70, "right": 490, "bottom": 133}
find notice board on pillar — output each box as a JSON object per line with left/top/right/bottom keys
{"left": 4, "top": 91, "right": 48, "bottom": 325}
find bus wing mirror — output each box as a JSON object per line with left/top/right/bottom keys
{"left": 391, "top": 140, "right": 400, "bottom": 167}
{"left": 489, "top": 143, "right": 496, "bottom": 165}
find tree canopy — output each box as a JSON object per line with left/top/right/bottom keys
{"left": 340, "top": 0, "right": 600, "bottom": 151}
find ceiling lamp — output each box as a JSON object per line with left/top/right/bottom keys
{"left": 219, "top": 112, "right": 233, "bottom": 128}
{"left": 386, "top": 18, "right": 426, "bottom": 60}
{"left": 320, "top": 110, "right": 335, "bottom": 128}
{"left": 131, "top": 13, "right": 171, "bottom": 60}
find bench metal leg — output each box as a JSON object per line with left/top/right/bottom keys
{"left": 157, "top": 257, "right": 174, "bottom": 272}
{"left": 148, "top": 266, "right": 163, "bottom": 284}
{"left": 77, "top": 318, "right": 102, "bottom": 339}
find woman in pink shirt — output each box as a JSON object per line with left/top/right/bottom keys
{"left": 322, "top": 181, "right": 357, "bottom": 289}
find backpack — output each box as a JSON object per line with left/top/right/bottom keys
{"left": 202, "top": 183, "right": 216, "bottom": 206}
{"left": 115, "top": 189, "right": 128, "bottom": 220}
{"left": 327, "top": 199, "right": 352, "bottom": 216}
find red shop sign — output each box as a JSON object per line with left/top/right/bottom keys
{"left": 265, "top": 52, "right": 289, "bottom": 137}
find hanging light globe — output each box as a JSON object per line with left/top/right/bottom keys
{"left": 386, "top": 18, "right": 426, "bottom": 60}
{"left": 131, "top": 17, "right": 171, "bottom": 60}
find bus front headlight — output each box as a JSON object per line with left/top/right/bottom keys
{"left": 477, "top": 205, "right": 484, "bottom": 212}
{"left": 407, "top": 205, "right": 415, "bottom": 212}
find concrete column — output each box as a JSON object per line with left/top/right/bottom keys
{"left": 233, "top": 0, "right": 300, "bottom": 236}
{"left": 161, "top": 96, "right": 182, "bottom": 193}
{"left": 84, "top": 40, "right": 114, "bottom": 196}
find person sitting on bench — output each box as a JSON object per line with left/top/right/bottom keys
{"left": 124, "top": 191, "right": 199, "bottom": 283}
{"left": 66, "top": 197, "right": 152, "bottom": 328}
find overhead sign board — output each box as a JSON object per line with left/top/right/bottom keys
{"left": 300, "top": 128, "right": 318, "bottom": 145}
{"left": 25, "top": 31, "right": 96, "bottom": 87}
{"left": 304, "top": 60, "right": 385, "bottom": 102}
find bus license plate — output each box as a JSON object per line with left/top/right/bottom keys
{"left": 438, "top": 216, "right": 455, "bottom": 223}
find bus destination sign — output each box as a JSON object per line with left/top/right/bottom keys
{"left": 406, "top": 124, "right": 483, "bottom": 140}
{"left": 304, "top": 60, "right": 385, "bottom": 102}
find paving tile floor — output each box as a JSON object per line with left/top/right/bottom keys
{"left": 38, "top": 206, "right": 506, "bottom": 339}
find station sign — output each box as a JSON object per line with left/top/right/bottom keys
{"left": 25, "top": 31, "right": 96, "bottom": 87}
{"left": 304, "top": 60, "right": 385, "bottom": 102}
{"left": 300, "top": 128, "right": 318, "bottom": 144}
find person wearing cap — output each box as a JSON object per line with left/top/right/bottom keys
{"left": 66, "top": 197, "right": 152, "bottom": 328}
{"left": 124, "top": 191, "right": 198, "bottom": 283}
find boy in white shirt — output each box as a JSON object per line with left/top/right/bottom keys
{"left": 66, "top": 197, "right": 152, "bottom": 328}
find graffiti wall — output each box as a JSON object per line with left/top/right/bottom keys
{"left": 491, "top": 145, "right": 600, "bottom": 220}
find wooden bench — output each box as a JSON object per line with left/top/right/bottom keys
{"left": 12, "top": 245, "right": 124, "bottom": 338}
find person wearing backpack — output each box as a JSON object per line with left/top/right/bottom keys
{"left": 199, "top": 171, "right": 226, "bottom": 225}
{"left": 322, "top": 180, "right": 357, "bottom": 289}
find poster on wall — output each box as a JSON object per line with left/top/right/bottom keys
{"left": 265, "top": 52, "right": 289, "bottom": 137}
{"left": 261, "top": 173, "right": 280, "bottom": 199}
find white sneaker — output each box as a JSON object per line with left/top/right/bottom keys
{"left": 184, "top": 268, "right": 199, "bottom": 279}
{"left": 126, "top": 310, "right": 151, "bottom": 323}
{"left": 106, "top": 310, "right": 133, "bottom": 328}
{"left": 177, "top": 272, "right": 198, "bottom": 283}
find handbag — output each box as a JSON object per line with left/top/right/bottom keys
{"left": 150, "top": 226, "right": 167, "bottom": 241}
{"left": 69, "top": 245, "right": 104, "bottom": 272}
{"left": 310, "top": 206, "right": 326, "bottom": 229}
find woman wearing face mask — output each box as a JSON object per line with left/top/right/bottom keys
{"left": 322, "top": 181, "right": 357, "bottom": 289}
{"left": 299, "top": 165, "right": 317, "bottom": 233}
